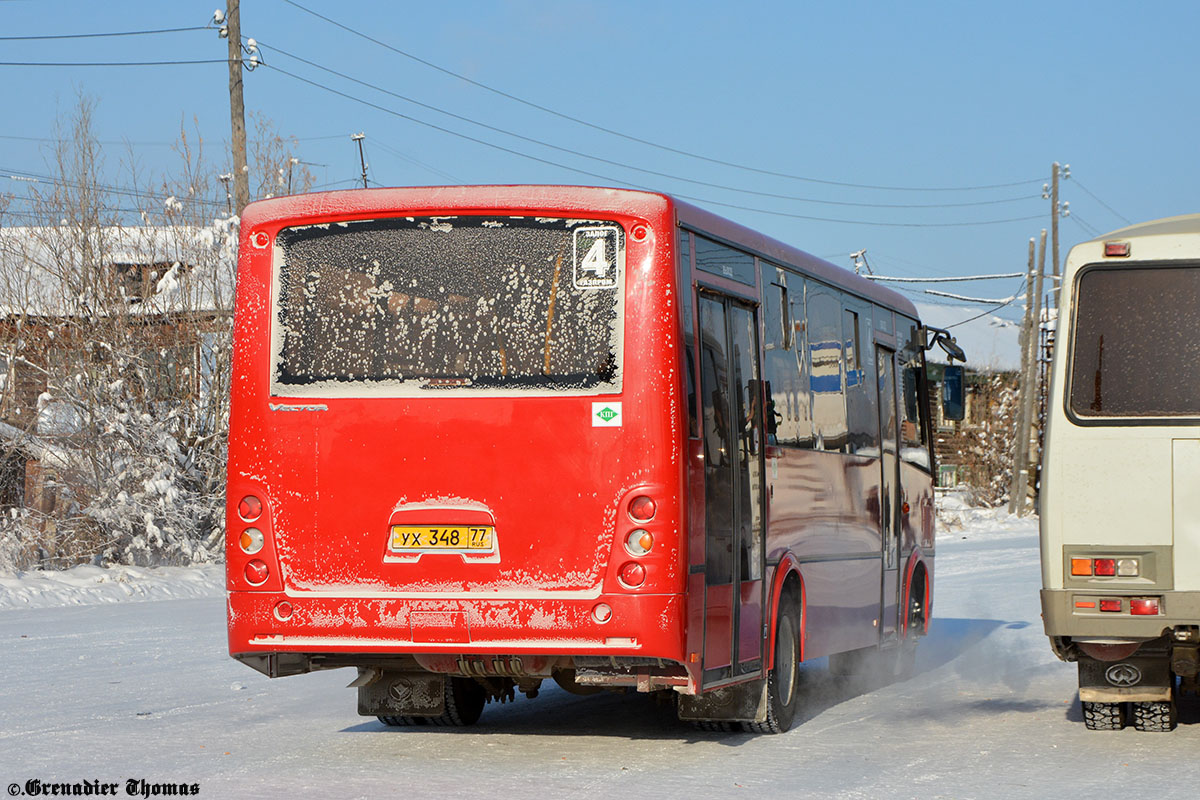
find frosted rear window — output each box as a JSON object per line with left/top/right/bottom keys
{"left": 272, "top": 216, "right": 623, "bottom": 395}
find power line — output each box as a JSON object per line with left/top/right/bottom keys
{"left": 260, "top": 63, "right": 1049, "bottom": 229}
{"left": 867, "top": 272, "right": 1025, "bottom": 283}
{"left": 257, "top": 39, "right": 1041, "bottom": 211}
{"left": 0, "top": 26, "right": 207, "bottom": 41}
{"left": 280, "top": 0, "right": 1044, "bottom": 194}
{"left": 1070, "top": 177, "right": 1132, "bottom": 226}
{"left": 0, "top": 59, "right": 228, "bottom": 67}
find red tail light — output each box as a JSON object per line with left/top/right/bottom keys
{"left": 238, "top": 495, "right": 263, "bottom": 522}
{"left": 1130, "top": 598, "right": 1160, "bottom": 616}
{"left": 1094, "top": 559, "right": 1116, "bottom": 577}
{"left": 244, "top": 559, "right": 270, "bottom": 585}
{"left": 628, "top": 495, "right": 656, "bottom": 522}
{"left": 1099, "top": 599, "right": 1122, "bottom": 612}
{"left": 618, "top": 562, "right": 646, "bottom": 588}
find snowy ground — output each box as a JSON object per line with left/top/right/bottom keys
{"left": 2, "top": 510, "right": 1196, "bottom": 799}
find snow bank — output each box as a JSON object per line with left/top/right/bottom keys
{"left": 0, "top": 563, "right": 224, "bottom": 610}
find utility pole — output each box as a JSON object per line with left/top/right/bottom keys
{"left": 352, "top": 133, "right": 369, "bottom": 189}
{"left": 1045, "top": 162, "right": 1070, "bottom": 307}
{"left": 1014, "top": 230, "right": 1047, "bottom": 515}
{"left": 1008, "top": 238, "right": 1037, "bottom": 515}
{"left": 223, "top": 0, "right": 250, "bottom": 214}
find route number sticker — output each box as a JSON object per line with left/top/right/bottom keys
{"left": 573, "top": 226, "right": 621, "bottom": 290}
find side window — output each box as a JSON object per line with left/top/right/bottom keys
{"left": 843, "top": 304, "right": 879, "bottom": 454}
{"left": 806, "top": 285, "right": 846, "bottom": 452}
{"left": 762, "top": 266, "right": 813, "bottom": 447}
{"left": 899, "top": 318, "right": 931, "bottom": 470}
{"left": 694, "top": 235, "right": 756, "bottom": 285}
{"left": 679, "top": 230, "right": 699, "bottom": 438}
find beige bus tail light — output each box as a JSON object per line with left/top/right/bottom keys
{"left": 1099, "top": 599, "right": 1122, "bottom": 612}
{"left": 1071, "top": 558, "right": 1093, "bottom": 576}
{"left": 1116, "top": 559, "right": 1139, "bottom": 577}
{"left": 1130, "top": 597, "right": 1160, "bottom": 616}
{"left": 1094, "top": 559, "right": 1116, "bottom": 577}
{"left": 1104, "top": 241, "right": 1131, "bottom": 257}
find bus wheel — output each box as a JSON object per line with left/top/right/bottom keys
{"left": 1131, "top": 700, "right": 1176, "bottom": 732}
{"left": 377, "top": 677, "right": 487, "bottom": 728}
{"left": 745, "top": 595, "right": 801, "bottom": 734}
{"left": 1082, "top": 701, "right": 1125, "bottom": 731}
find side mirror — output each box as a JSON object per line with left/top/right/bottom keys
{"left": 942, "top": 365, "right": 965, "bottom": 421}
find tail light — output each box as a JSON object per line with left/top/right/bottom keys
{"left": 618, "top": 562, "right": 646, "bottom": 588}
{"left": 229, "top": 490, "right": 281, "bottom": 591}
{"left": 244, "top": 559, "right": 270, "bottom": 585}
{"left": 1099, "top": 599, "right": 1122, "bottom": 612}
{"left": 239, "top": 527, "right": 264, "bottom": 555}
{"left": 1094, "top": 559, "right": 1116, "bottom": 577}
{"left": 1130, "top": 598, "right": 1160, "bottom": 616}
{"left": 238, "top": 495, "right": 263, "bottom": 522}
{"left": 628, "top": 495, "right": 656, "bottom": 522}
{"left": 624, "top": 529, "right": 653, "bottom": 556}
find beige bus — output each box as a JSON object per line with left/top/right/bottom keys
{"left": 1041, "top": 213, "right": 1200, "bottom": 731}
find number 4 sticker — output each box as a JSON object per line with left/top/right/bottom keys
{"left": 573, "top": 226, "right": 620, "bottom": 289}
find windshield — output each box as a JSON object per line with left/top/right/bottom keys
{"left": 272, "top": 215, "right": 624, "bottom": 395}
{"left": 1069, "top": 264, "right": 1200, "bottom": 419}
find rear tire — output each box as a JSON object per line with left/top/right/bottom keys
{"left": 1131, "top": 700, "right": 1176, "bottom": 732}
{"left": 1082, "top": 701, "right": 1124, "bottom": 731}
{"left": 377, "top": 676, "right": 487, "bottom": 728}
{"left": 745, "top": 594, "right": 801, "bottom": 734}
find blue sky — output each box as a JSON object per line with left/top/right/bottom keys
{"left": 2, "top": 1, "right": 1196, "bottom": 366}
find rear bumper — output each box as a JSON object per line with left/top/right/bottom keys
{"left": 1041, "top": 588, "right": 1200, "bottom": 639}
{"left": 227, "top": 590, "right": 686, "bottom": 660}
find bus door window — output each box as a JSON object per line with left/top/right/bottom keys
{"left": 844, "top": 304, "right": 880, "bottom": 456}
{"left": 876, "top": 345, "right": 901, "bottom": 638}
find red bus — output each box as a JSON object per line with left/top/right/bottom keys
{"left": 226, "top": 186, "right": 937, "bottom": 733}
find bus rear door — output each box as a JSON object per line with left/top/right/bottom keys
{"left": 698, "top": 292, "right": 766, "bottom": 684}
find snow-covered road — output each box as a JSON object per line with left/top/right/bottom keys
{"left": 2, "top": 511, "right": 1196, "bottom": 799}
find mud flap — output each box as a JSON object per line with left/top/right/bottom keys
{"left": 677, "top": 679, "right": 769, "bottom": 723}
{"left": 1078, "top": 655, "right": 1173, "bottom": 704}
{"left": 355, "top": 669, "right": 446, "bottom": 717}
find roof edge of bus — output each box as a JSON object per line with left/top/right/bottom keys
{"left": 239, "top": 185, "right": 673, "bottom": 227}
{"left": 671, "top": 196, "right": 919, "bottom": 318}
{"left": 241, "top": 184, "right": 917, "bottom": 319}
{"left": 1086, "top": 212, "right": 1200, "bottom": 242}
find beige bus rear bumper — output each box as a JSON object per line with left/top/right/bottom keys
{"left": 1041, "top": 589, "right": 1200, "bottom": 639}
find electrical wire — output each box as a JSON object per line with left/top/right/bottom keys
{"left": 260, "top": 63, "right": 1049, "bottom": 229}
{"left": 0, "top": 59, "right": 228, "bottom": 67}
{"left": 256, "top": 40, "right": 1041, "bottom": 211}
{"left": 1070, "top": 177, "right": 1132, "bottom": 226}
{"left": 280, "top": 0, "right": 1045, "bottom": 194}
{"left": 0, "top": 26, "right": 207, "bottom": 41}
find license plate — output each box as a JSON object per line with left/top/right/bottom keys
{"left": 390, "top": 525, "right": 493, "bottom": 552}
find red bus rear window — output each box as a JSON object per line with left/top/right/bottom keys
{"left": 272, "top": 216, "right": 624, "bottom": 394}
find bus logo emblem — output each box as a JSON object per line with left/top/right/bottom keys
{"left": 1105, "top": 663, "right": 1142, "bottom": 687}
{"left": 592, "top": 402, "right": 622, "bottom": 427}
